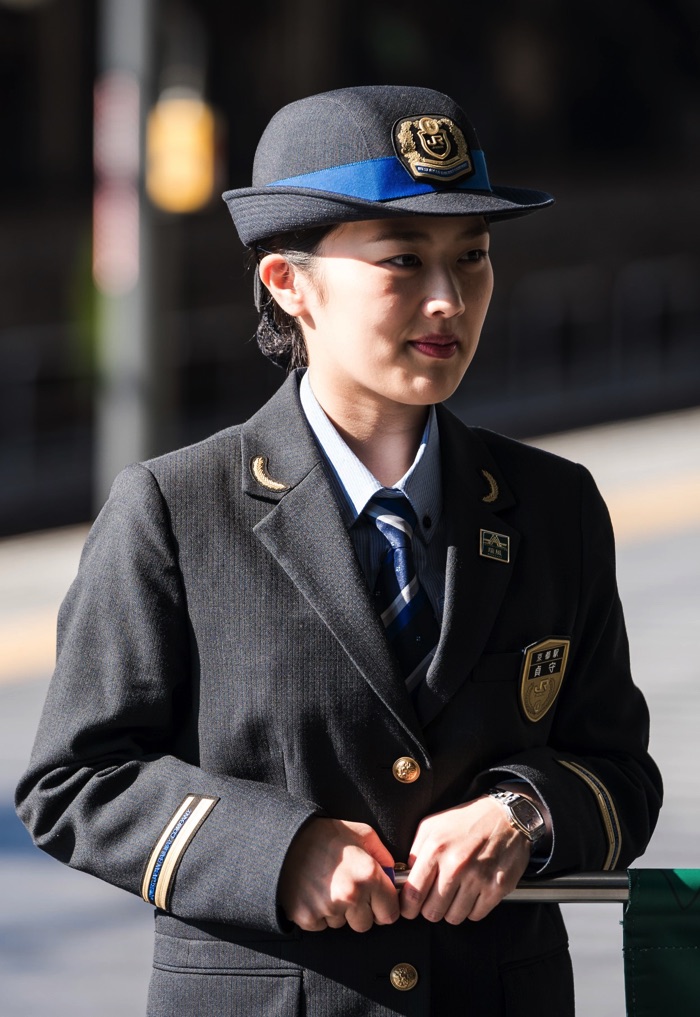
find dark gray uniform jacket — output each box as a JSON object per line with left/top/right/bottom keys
{"left": 16, "top": 371, "right": 662, "bottom": 1016}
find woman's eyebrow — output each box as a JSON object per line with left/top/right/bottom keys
{"left": 368, "top": 224, "right": 490, "bottom": 243}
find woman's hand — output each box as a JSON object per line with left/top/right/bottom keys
{"left": 278, "top": 818, "right": 400, "bottom": 932}
{"left": 399, "top": 796, "right": 532, "bottom": 924}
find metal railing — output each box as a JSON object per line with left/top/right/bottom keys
{"left": 392, "top": 869, "right": 629, "bottom": 903}
{"left": 506, "top": 872, "right": 629, "bottom": 903}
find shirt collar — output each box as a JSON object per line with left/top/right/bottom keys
{"left": 299, "top": 370, "right": 442, "bottom": 539}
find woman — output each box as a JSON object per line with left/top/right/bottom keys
{"left": 17, "top": 85, "right": 662, "bottom": 1016}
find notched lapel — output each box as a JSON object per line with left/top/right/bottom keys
{"left": 415, "top": 411, "right": 520, "bottom": 727}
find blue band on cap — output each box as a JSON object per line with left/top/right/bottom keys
{"left": 266, "top": 150, "right": 491, "bottom": 202}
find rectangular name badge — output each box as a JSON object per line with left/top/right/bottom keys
{"left": 479, "top": 528, "right": 510, "bottom": 563}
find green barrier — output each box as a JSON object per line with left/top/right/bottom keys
{"left": 624, "top": 869, "right": 700, "bottom": 1016}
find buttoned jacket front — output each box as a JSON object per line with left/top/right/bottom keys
{"left": 17, "top": 371, "right": 662, "bottom": 1016}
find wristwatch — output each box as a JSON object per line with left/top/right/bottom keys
{"left": 487, "top": 788, "right": 546, "bottom": 844}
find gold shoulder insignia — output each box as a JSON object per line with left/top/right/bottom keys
{"left": 481, "top": 469, "right": 499, "bottom": 503}
{"left": 250, "top": 455, "right": 289, "bottom": 492}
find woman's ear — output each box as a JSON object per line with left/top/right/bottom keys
{"left": 259, "top": 254, "right": 309, "bottom": 318}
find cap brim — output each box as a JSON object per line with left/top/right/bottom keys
{"left": 222, "top": 184, "right": 554, "bottom": 246}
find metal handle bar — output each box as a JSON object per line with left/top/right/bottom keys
{"left": 392, "top": 869, "right": 629, "bottom": 903}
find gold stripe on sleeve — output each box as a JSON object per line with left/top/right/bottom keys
{"left": 141, "top": 795, "right": 196, "bottom": 903}
{"left": 153, "top": 796, "right": 219, "bottom": 910}
{"left": 558, "top": 760, "right": 622, "bottom": 870}
{"left": 141, "top": 794, "right": 218, "bottom": 907}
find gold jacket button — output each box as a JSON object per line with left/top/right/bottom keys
{"left": 389, "top": 962, "right": 419, "bottom": 991}
{"left": 392, "top": 756, "right": 421, "bottom": 783}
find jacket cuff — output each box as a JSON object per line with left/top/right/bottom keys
{"left": 151, "top": 784, "right": 322, "bottom": 933}
{"left": 474, "top": 755, "right": 619, "bottom": 875}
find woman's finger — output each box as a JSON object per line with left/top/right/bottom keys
{"left": 398, "top": 858, "right": 438, "bottom": 920}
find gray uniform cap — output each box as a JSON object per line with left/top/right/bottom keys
{"left": 222, "top": 84, "right": 554, "bottom": 246}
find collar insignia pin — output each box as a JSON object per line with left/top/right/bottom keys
{"left": 250, "top": 455, "right": 289, "bottom": 492}
{"left": 481, "top": 469, "right": 499, "bottom": 503}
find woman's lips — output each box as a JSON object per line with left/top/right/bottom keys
{"left": 409, "top": 335, "right": 460, "bottom": 359}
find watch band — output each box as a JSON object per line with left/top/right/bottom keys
{"left": 487, "top": 788, "right": 546, "bottom": 844}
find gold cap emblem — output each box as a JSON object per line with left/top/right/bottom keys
{"left": 394, "top": 114, "right": 473, "bottom": 183}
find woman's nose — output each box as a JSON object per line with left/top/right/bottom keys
{"left": 422, "top": 270, "right": 465, "bottom": 317}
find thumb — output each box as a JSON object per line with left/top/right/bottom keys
{"left": 355, "top": 824, "right": 395, "bottom": 869}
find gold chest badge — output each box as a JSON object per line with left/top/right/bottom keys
{"left": 393, "top": 114, "right": 473, "bottom": 183}
{"left": 520, "top": 637, "right": 570, "bottom": 722}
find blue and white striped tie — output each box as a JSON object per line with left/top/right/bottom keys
{"left": 366, "top": 495, "right": 440, "bottom": 692}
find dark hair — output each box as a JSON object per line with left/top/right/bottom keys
{"left": 252, "top": 225, "right": 336, "bottom": 372}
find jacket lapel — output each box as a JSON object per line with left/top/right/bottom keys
{"left": 414, "top": 408, "right": 520, "bottom": 727}
{"left": 240, "top": 373, "right": 424, "bottom": 744}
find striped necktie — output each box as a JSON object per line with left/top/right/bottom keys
{"left": 365, "top": 495, "right": 440, "bottom": 692}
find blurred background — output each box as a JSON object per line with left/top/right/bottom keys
{"left": 1, "top": 0, "right": 699, "bottom": 534}
{"left": 1, "top": 0, "right": 699, "bottom": 1014}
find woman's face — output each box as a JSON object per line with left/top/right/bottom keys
{"left": 296, "top": 215, "right": 493, "bottom": 422}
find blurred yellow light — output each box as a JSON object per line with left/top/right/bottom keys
{"left": 146, "top": 97, "right": 216, "bottom": 213}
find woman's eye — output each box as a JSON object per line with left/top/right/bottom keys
{"left": 386, "top": 253, "right": 422, "bottom": 268}
{"left": 461, "top": 248, "right": 489, "bottom": 263}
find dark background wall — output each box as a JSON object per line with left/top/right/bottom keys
{"left": 1, "top": 0, "right": 699, "bottom": 534}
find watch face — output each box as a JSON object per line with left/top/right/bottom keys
{"left": 512, "top": 798, "right": 544, "bottom": 836}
